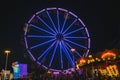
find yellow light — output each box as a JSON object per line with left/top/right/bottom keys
{"left": 76, "top": 64, "right": 79, "bottom": 69}
{"left": 106, "top": 65, "right": 119, "bottom": 77}
{"left": 87, "top": 60, "right": 90, "bottom": 64}
{"left": 109, "top": 65, "right": 115, "bottom": 76}
{"left": 96, "top": 58, "right": 101, "bottom": 62}
{"left": 106, "top": 66, "right": 112, "bottom": 76}
{"left": 102, "top": 58, "right": 106, "bottom": 61}
{"left": 113, "top": 65, "right": 119, "bottom": 76}
{"left": 79, "top": 58, "right": 86, "bottom": 64}
{"left": 107, "top": 57, "right": 111, "bottom": 60}
{"left": 95, "top": 58, "right": 98, "bottom": 60}
{"left": 98, "top": 59, "right": 101, "bottom": 62}
{"left": 4, "top": 50, "right": 11, "bottom": 54}
{"left": 88, "top": 55, "right": 92, "bottom": 58}
{"left": 47, "top": 70, "right": 51, "bottom": 74}
{"left": 92, "top": 59, "right": 95, "bottom": 62}
{"left": 113, "top": 56, "right": 116, "bottom": 59}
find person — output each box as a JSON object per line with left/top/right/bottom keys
{"left": 0, "top": 69, "right": 4, "bottom": 80}
{"left": 12, "top": 61, "right": 20, "bottom": 79}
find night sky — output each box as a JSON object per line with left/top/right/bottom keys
{"left": 0, "top": 0, "right": 120, "bottom": 70}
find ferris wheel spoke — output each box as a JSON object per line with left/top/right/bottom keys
{"left": 57, "top": 10, "right": 60, "bottom": 33}
{"left": 31, "top": 24, "right": 54, "bottom": 35}
{"left": 49, "top": 41, "right": 59, "bottom": 67}
{"left": 27, "top": 50, "right": 36, "bottom": 61}
{"left": 37, "top": 16, "right": 56, "bottom": 34}
{"left": 27, "top": 35, "right": 55, "bottom": 38}
{"left": 59, "top": 41, "right": 63, "bottom": 69}
{"left": 30, "top": 39, "right": 55, "bottom": 49}
{"left": 24, "top": 7, "right": 90, "bottom": 71}
{"left": 46, "top": 11, "right": 58, "bottom": 33}
{"left": 65, "top": 39, "right": 87, "bottom": 49}
{"left": 63, "top": 19, "right": 77, "bottom": 34}
{"left": 64, "top": 27, "right": 84, "bottom": 36}
{"left": 85, "top": 49, "right": 90, "bottom": 57}
{"left": 37, "top": 41, "right": 56, "bottom": 60}
{"left": 63, "top": 42, "right": 75, "bottom": 60}
{"left": 61, "top": 13, "right": 68, "bottom": 33}
{"left": 61, "top": 41, "right": 75, "bottom": 67}
{"left": 65, "top": 36, "right": 88, "bottom": 39}
{"left": 66, "top": 42, "right": 82, "bottom": 57}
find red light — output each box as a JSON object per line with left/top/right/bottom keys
{"left": 79, "top": 58, "right": 86, "bottom": 64}
{"left": 101, "top": 51, "right": 116, "bottom": 58}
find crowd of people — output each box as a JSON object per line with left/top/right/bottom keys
{"left": 27, "top": 68, "right": 120, "bottom": 80}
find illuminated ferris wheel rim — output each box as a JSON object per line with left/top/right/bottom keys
{"left": 24, "top": 7, "right": 90, "bottom": 49}
{"left": 24, "top": 7, "right": 90, "bottom": 71}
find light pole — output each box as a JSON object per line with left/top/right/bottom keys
{"left": 88, "top": 55, "right": 95, "bottom": 79}
{"left": 70, "top": 48, "right": 75, "bottom": 67}
{"left": 4, "top": 50, "right": 11, "bottom": 80}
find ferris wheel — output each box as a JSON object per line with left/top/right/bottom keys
{"left": 24, "top": 7, "right": 90, "bottom": 72}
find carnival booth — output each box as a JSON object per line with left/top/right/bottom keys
{"left": 12, "top": 61, "right": 28, "bottom": 79}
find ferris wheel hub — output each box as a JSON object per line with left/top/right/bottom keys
{"left": 56, "top": 33, "right": 64, "bottom": 41}
{"left": 24, "top": 7, "right": 90, "bottom": 72}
